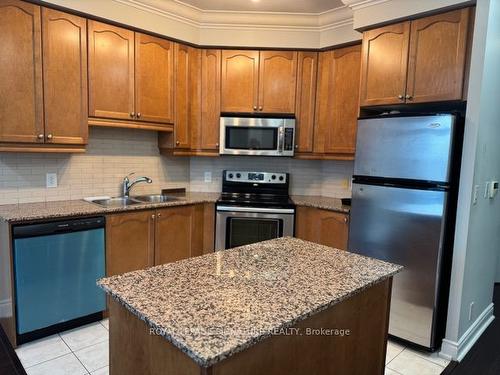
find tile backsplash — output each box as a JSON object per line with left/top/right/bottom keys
{"left": 189, "top": 156, "right": 353, "bottom": 197}
{"left": 0, "top": 129, "right": 353, "bottom": 205}
{"left": 0, "top": 127, "right": 189, "bottom": 205}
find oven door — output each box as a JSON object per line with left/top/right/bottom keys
{"left": 215, "top": 206, "right": 295, "bottom": 250}
{"left": 220, "top": 117, "right": 283, "bottom": 156}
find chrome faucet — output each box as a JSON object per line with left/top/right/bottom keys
{"left": 122, "top": 173, "right": 153, "bottom": 197}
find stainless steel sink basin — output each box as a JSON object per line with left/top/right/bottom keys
{"left": 132, "top": 194, "right": 180, "bottom": 203}
{"left": 90, "top": 197, "right": 142, "bottom": 208}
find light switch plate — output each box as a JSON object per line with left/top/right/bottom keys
{"left": 204, "top": 171, "right": 212, "bottom": 183}
{"left": 46, "top": 172, "right": 57, "bottom": 188}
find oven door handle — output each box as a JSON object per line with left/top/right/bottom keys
{"left": 216, "top": 206, "right": 295, "bottom": 214}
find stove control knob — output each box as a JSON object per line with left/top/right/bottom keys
{"left": 236, "top": 173, "right": 241, "bottom": 178}
{"left": 228, "top": 173, "right": 234, "bottom": 179}
{"left": 279, "top": 176, "right": 284, "bottom": 181}
{"left": 271, "top": 175, "right": 276, "bottom": 180}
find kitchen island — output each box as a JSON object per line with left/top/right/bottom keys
{"left": 98, "top": 237, "right": 401, "bottom": 375}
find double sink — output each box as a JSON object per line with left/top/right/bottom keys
{"left": 90, "top": 194, "right": 180, "bottom": 208}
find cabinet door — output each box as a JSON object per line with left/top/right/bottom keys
{"left": 0, "top": 1, "right": 43, "bottom": 143}
{"left": 221, "top": 50, "right": 259, "bottom": 112}
{"left": 258, "top": 51, "right": 297, "bottom": 113}
{"left": 42, "top": 8, "right": 87, "bottom": 145}
{"left": 325, "top": 45, "right": 361, "bottom": 155}
{"left": 359, "top": 22, "right": 410, "bottom": 106}
{"left": 88, "top": 21, "right": 135, "bottom": 120}
{"left": 155, "top": 205, "right": 204, "bottom": 265}
{"left": 135, "top": 33, "right": 174, "bottom": 124}
{"left": 200, "top": 49, "right": 221, "bottom": 151}
{"left": 406, "top": 8, "right": 470, "bottom": 103}
{"left": 295, "top": 52, "right": 318, "bottom": 153}
{"left": 174, "top": 44, "right": 200, "bottom": 150}
{"left": 106, "top": 211, "right": 155, "bottom": 276}
{"left": 295, "top": 206, "right": 349, "bottom": 250}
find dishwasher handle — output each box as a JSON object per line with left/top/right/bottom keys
{"left": 12, "top": 217, "right": 105, "bottom": 238}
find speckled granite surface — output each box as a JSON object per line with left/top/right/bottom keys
{"left": 0, "top": 193, "right": 348, "bottom": 222}
{"left": 291, "top": 195, "right": 350, "bottom": 213}
{"left": 98, "top": 237, "right": 402, "bottom": 367}
{"left": 0, "top": 192, "right": 219, "bottom": 223}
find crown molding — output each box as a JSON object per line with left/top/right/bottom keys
{"left": 112, "top": 0, "right": 354, "bottom": 30}
{"left": 341, "top": 0, "right": 390, "bottom": 11}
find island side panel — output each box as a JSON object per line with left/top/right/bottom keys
{"left": 0, "top": 220, "right": 17, "bottom": 347}
{"left": 108, "top": 277, "right": 392, "bottom": 375}
{"left": 109, "top": 300, "right": 205, "bottom": 375}
{"left": 212, "top": 278, "right": 393, "bottom": 375}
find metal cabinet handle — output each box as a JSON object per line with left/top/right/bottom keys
{"left": 405, "top": 95, "right": 413, "bottom": 100}
{"left": 344, "top": 216, "right": 349, "bottom": 224}
{"left": 157, "top": 213, "right": 162, "bottom": 218}
{"left": 37, "top": 134, "right": 44, "bottom": 140}
{"left": 294, "top": 144, "right": 299, "bottom": 149}
{"left": 46, "top": 134, "right": 53, "bottom": 140}
{"left": 137, "top": 113, "right": 141, "bottom": 118}
{"left": 176, "top": 141, "right": 180, "bottom": 146}
{"left": 253, "top": 106, "right": 257, "bottom": 111}
{"left": 151, "top": 214, "right": 155, "bottom": 220}
{"left": 398, "top": 95, "right": 404, "bottom": 100}
{"left": 130, "top": 112, "right": 135, "bottom": 118}
{"left": 215, "top": 143, "right": 219, "bottom": 147}
{"left": 259, "top": 106, "right": 263, "bottom": 111}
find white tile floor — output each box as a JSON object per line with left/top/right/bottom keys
{"left": 15, "top": 320, "right": 449, "bottom": 375}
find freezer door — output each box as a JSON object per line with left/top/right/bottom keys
{"left": 348, "top": 183, "right": 447, "bottom": 348}
{"left": 354, "top": 115, "right": 455, "bottom": 183}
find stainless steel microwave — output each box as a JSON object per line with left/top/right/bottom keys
{"left": 219, "top": 116, "right": 295, "bottom": 156}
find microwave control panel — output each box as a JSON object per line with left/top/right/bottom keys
{"left": 283, "top": 128, "right": 294, "bottom": 151}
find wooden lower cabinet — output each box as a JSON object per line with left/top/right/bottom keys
{"left": 155, "top": 204, "right": 204, "bottom": 265}
{"left": 106, "top": 211, "right": 155, "bottom": 276}
{"left": 295, "top": 206, "right": 349, "bottom": 250}
{"left": 106, "top": 204, "right": 214, "bottom": 276}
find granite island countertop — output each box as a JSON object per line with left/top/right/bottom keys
{"left": 0, "top": 193, "right": 348, "bottom": 223}
{"left": 98, "top": 237, "right": 402, "bottom": 367}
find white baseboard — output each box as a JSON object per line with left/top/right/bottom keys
{"left": 440, "top": 303, "right": 495, "bottom": 361}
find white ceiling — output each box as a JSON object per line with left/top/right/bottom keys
{"left": 176, "top": 0, "right": 345, "bottom": 13}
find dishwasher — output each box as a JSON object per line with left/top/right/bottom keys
{"left": 12, "top": 217, "right": 106, "bottom": 343}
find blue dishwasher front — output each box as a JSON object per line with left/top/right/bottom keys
{"left": 13, "top": 217, "right": 106, "bottom": 335}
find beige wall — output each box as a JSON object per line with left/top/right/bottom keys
{"left": 189, "top": 157, "right": 353, "bottom": 198}
{"left": 0, "top": 128, "right": 189, "bottom": 205}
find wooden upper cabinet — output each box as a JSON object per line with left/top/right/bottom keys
{"left": 88, "top": 21, "right": 135, "bottom": 120}
{"left": 154, "top": 205, "right": 204, "bottom": 265}
{"left": 42, "top": 8, "right": 88, "bottom": 145}
{"left": 258, "top": 51, "right": 297, "bottom": 113}
{"left": 406, "top": 8, "right": 470, "bottom": 103}
{"left": 0, "top": 1, "right": 43, "bottom": 144}
{"left": 200, "top": 49, "right": 221, "bottom": 151}
{"left": 106, "top": 211, "right": 155, "bottom": 276}
{"left": 174, "top": 44, "right": 200, "bottom": 150}
{"left": 221, "top": 50, "right": 259, "bottom": 112}
{"left": 325, "top": 45, "right": 361, "bottom": 154}
{"left": 359, "top": 22, "right": 410, "bottom": 106}
{"left": 295, "top": 52, "right": 318, "bottom": 153}
{"left": 295, "top": 206, "right": 349, "bottom": 250}
{"left": 135, "top": 33, "right": 174, "bottom": 124}
{"left": 314, "top": 45, "right": 361, "bottom": 156}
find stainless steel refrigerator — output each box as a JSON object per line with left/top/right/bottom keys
{"left": 348, "top": 114, "right": 460, "bottom": 350}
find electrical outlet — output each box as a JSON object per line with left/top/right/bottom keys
{"left": 472, "top": 185, "right": 479, "bottom": 205}
{"left": 204, "top": 171, "right": 212, "bottom": 183}
{"left": 46, "top": 173, "right": 57, "bottom": 188}
{"left": 469, "top": 302, "right": 474, "bottom": 321}
{"left": 489, "top": 181, "right": 498, "bottom": 199}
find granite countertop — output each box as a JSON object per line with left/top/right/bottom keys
{"left": 0, "top": 192, "right": 220, "bottom": 223}
{"left": 291, "top": 195, "right": 350, "bottom": 213}
{"left": 98, "top": 237, "right": 402, "bottom": 367}
{"left": 0, "top": 193, "right": 348, "bottom": 223}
